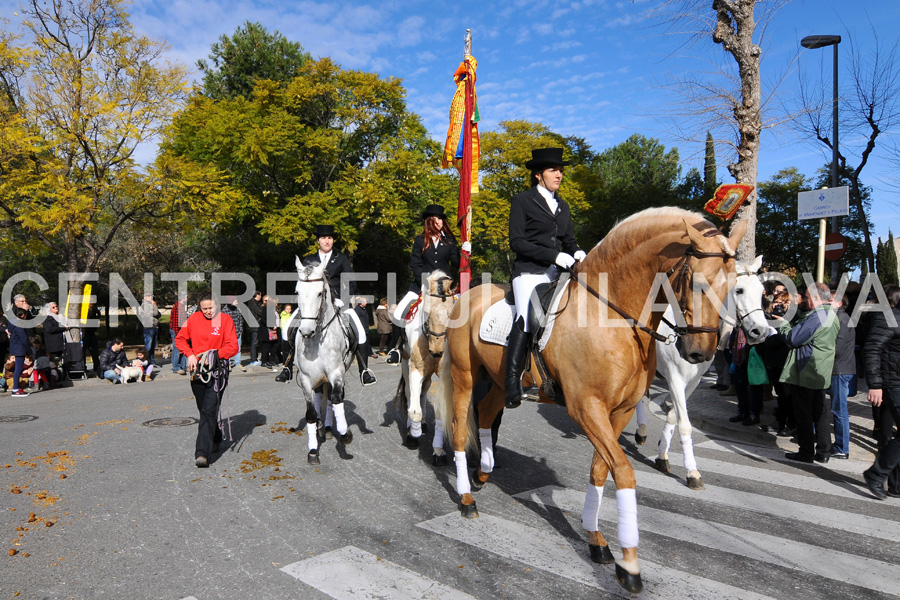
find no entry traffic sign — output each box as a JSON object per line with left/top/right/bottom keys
{"left": 824, "top": 232, "right": 847, "bottom": 261}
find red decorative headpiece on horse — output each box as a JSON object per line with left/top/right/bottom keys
{"left": 704, "top": 184, "right": 754, "bottom": 221}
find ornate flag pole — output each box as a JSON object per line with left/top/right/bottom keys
{"left": 442, "top": 29, "right": 480, "bottom": 293}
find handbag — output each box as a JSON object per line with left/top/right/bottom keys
{"left": 268, "top": 328, "right": 278, "bottom": 342}
{"left": 747, "top": 346, "right": 769, "bottom": 385}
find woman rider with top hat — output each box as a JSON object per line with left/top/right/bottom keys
{"left": 276, "top": 224, "right": 376, "bottom": 386}
{"left": 505, "top": 147, "right": 585, "bottom": 408}
{"left": 385, "top": 204, "right": 470, "bottom": 364}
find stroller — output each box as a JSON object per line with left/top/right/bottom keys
{"left": 62, "top": 329, "right": 87, "bottom": 380}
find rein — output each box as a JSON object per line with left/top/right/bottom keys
{"left": 572, "top": 245, "right": 734, "bottom": 343}
{"left": 296, "top": 277, "right": 341, "bottom": 336}
{"left": 422, "top": 277, "right": 455, "bottom": 343}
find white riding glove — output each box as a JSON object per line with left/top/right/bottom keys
{"left": 461, "top": 241, "right": 472, "bottom": 253}
{"left": 333, "top": 298, "right": 344, "bottom": 309}
{"left": 573, "top": 250, "right": 587, "bottom": 262}
{"left": 555, "top": 253, "right": 576, "bottom": 269}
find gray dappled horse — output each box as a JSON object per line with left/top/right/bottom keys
{"left": 293, "top": 257, "right": 355, "bottom": 464}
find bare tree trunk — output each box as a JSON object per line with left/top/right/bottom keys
{"left": 712, "top": 0, "right": 762, "bottom": 261}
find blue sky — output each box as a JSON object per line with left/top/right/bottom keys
{"left": 3, "top": 0, "right": 899, "bottom": 245}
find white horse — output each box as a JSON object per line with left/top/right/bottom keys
{"left": 636, "top": 256, "right": 768, "bottom": 489}
{"left": 293, "top": 257, "right": 356, "bottom": 465}
{"left": 397, "top": 271, "right": 456, "bottom": 465}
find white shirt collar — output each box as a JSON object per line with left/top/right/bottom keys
{"left": 319, "top": 249, "right": 333, "bottom": 264}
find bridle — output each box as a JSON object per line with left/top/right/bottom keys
{"left": 572, "top": 244, "right": 735, "bottom": 344}
{"left": 422, "top": 277, "right": 455, "bottom": 344}
{"left": 296, "top": 277, "right": 340, "bottom": 336}
{"left": 720, "top": 268, "right": 765, "bottom": 329}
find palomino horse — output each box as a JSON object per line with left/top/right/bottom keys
{"left": 435, "top": 208, "right": 747, "bottom": 593}
{"left": 639, "top": 256, "right": 767, "bottom": 490}
{"left": 293, "top": 257, "right": 356, "bottom": 465}
{"left": 396, "top": 271, "right": 456, "bottom": 465}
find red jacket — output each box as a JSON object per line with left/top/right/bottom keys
{"left": 175, "top": 311, "right": 238, "bottom": 360}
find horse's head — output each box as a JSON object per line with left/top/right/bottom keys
{"left": 728, "top": 255, "right": 768, "bottom": 345}
{"left": 422, "top": 270, "right": 456, "bottom": 358}
{"left": 673, "top": 218, "right": 748, "bottom": 364}
{"left": 294, "top": 255, "right": 329, "bottom": 339}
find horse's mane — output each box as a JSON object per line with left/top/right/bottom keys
{"left": 592, "top": 207, "right": 732, "bottom": 264}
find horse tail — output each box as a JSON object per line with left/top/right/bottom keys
{"left": 394, "top": 371, "right": 407, "bottom": 413}
{"left": 434, "top": 344, "right": 478, "bottom": 455}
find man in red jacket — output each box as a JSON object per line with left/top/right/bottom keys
{"left": 175, "top": 290, "right": 239, "bottom": 468}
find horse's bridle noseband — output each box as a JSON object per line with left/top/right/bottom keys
{"left": 659, "top": 246, "right": 734, "bottom": 337}
{"left": 296, "top": 277, "right": 340, "bottom": 335}
{"left": 573, "top": 244, "right": 734, "bottom": 343}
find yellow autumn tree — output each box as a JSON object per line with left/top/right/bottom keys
{"left": 0, "top": 0, "right": 237, "bottom": 298}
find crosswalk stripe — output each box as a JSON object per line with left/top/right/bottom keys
{"left": 517, "top": 485, "right": 898, "bottom": 595}
{"left": 663, "top": 451, "right": 869, "bottom": 500}
{"left": 622, "top": 463, "right": 898, "bottom": 541}
{"left": 418, "top": 512, "right": 777, "bottom": 600}
{"left": 692, "top": 439, "right": 869, "bottom": 474}
{"left": 281, "top": 545, "right": 478, "bottom": 600}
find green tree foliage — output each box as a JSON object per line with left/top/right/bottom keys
{"left": 756, "top": 168, "right": 821, "bottom": 276}
{"left": 704, "top": 131, "right": 717, "bottom": 198}
{"left": 581, "top": 133, "right": 684, "bottom": 244}
{"left": 0, "top": 0, "right": 235, "bottom": 291}
{"left": 197, "top": 21, "right": 310, "bottom": 100}
{"left": 876, "top": 231, "right": 899, "bottom": 286}
{"left": 165, "top": 57, "right": 454, "bottom": 284}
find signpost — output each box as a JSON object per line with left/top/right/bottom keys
{"left": 797, "top": 186, "right": 849, "bottom": 282}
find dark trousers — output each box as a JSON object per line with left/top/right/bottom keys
{"left": 772, "top": 381, "right": 794, "bottom": 429}
{"left": 83, "top": 334, "right": 100, "bottom": 372}
{"left": 249, "top": 329, "right": 260, "bottom": 362}
{"left": 191, "top": 378, "right": 224, "bottom": 459}
{"left": 791, "top": 384, "right": 830, "bottom": 457}
{"left": 870, "top": 387, "right": 900, "bottom": 492}
{"left": 12, "top": 355, "right": 25, "bottom": 391}
{"left": 734, "top": 363, "right": 762, "bottom": 418}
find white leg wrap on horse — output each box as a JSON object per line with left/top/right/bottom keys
{"left": 660, "top": 421, "right": 676, "bottom": 455}
{"left": 680, "top": 434, "right": 698, "bottom": 472}
{"left": 409, "top": 419, "right": 422, "bottom": 439}
{"left": 454, "top": 451, "right": 471, "bottom": 495}
{"left": 433, "top": 419, "right": 444, "bottom": 449}
{"left": 581, "top": 485, "right": 604, "bottom": 532}
{"left": 306, "top": 422, "right": 319, "bottom": 451}
{"left": 478, "top": 429, "right": 494, "bottom": 473}
{"left": 616, "top": 488, "right": 639, "bottom": 549}
{"left": 332, "top": 402, "right": 348, "bottom": 436}
{"left": 635, "top": 400, "right": 647, "bottom": 427}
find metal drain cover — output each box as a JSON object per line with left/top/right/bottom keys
{"left": 0, "top": 415, "right": 39, "bottom": 423}
{"left": 141, "top": 417, "right": 199, "bottom": 428}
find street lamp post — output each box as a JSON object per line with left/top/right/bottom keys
{"left": 801, "top": 34, "right": 841, "bottom": 281}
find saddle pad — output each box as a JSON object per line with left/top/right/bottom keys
{"left": 478, "top": 279, "right": 568, "bottom": 350}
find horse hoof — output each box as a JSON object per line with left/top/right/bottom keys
{"left": 615, "top": 563, "right": 643, "bottom": 594}
{"left": 687, "top": 476, "right": 705, "bottom": 490}
{"left": 339, "top": 430, "right": 353, "bottom": 445}
{"left": 403, "top": 435, "right": 420, "bottom": 449}
{"left": 654, "top": 457, "right": 670, "bottom": 473}
{"left": 459, "top": 501, "right": 479, "bottom": 519}
{"left": 307, "top": 450, "right": 320, "bottom": 465}
{"left": 635, "top": 432, "right": 647, "bottom": 445}
{"left": 589, "top": 544, "right": 615, "bottom": 565}
{"left": 432, "top": 453, "right": 448, "bottom": 467}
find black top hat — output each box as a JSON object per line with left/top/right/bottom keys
{"left": 422, "top": 204, "right": 448, "bottom": 220}
{"left": 525, "top": 147, "right": 571, "bottom": 171}
{"left": 314, "top": 224, "right": 336, "bottom": 238}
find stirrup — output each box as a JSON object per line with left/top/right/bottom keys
{"left": 360, "top": 368, "right": 376, "bottom": 386}
{"left": 275, "top": 366, "right": 292, "bottom": 383}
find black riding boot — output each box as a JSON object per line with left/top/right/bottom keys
{"left": 504, "top": 318, "right": 530, "bottom": 409}
{"left": 275, "top": 353, "right": 293, "bottom": 382}
{"left": 356, "top": 347, "right": 376, "bottom": 386}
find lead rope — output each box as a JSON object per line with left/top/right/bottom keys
{"left": 196, "top": 350, "right": 233, "bottom": 442}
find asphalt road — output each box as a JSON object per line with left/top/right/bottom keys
{"left": 1, "top": 360, "right": 897, "bottom": 599}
